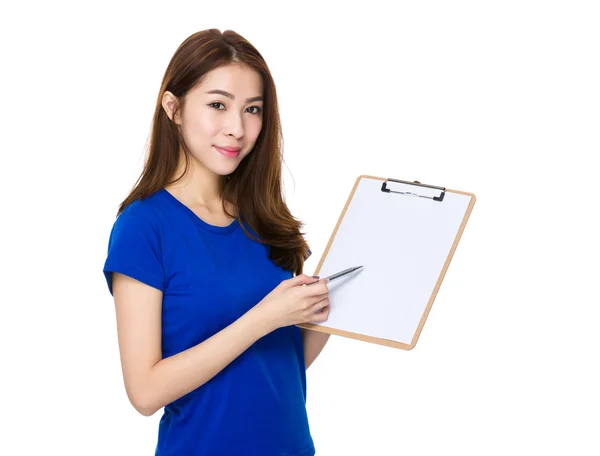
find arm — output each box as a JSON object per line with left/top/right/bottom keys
{"left": 112, "top": 272, "right": 272, "bottom": 417}
{"left": 301, "top": 328, "right": 331, "bottom": 369}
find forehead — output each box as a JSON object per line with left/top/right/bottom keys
{"left": 196, "top": 64, "right": 263, "bottom": 96}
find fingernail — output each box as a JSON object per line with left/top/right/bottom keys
{"left": 312, "top": 276, "right": 319, "bottom": 279}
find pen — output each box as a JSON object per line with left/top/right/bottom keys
{"left": 308, "top": 265, "right": 363, "bottom": 285}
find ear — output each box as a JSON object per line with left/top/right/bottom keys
{"left": 162, "top": 91, "right": 181, "bottom": 124}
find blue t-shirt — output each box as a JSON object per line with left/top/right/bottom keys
{"left": 103, "top": 188, "right": 315, "bottom": 456}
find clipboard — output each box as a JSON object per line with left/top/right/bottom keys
{"left": 298, "top": 175, "right": 476, "bottom": 350}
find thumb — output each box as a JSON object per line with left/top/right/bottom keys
{"left": 287, "top": 274, "right": 320, "bottom": 287}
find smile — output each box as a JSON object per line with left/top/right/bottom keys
{"left": 214, "top": 146, "right": 240, "bottom": 158}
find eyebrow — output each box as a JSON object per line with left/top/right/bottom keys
{"left": 205, "top": 89, "right": 264, "bottom": 103}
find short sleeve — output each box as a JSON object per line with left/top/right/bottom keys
{"left": 102, "top": 211, "right": 165, "bottom": 296}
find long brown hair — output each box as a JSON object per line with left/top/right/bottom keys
{"left": 116, "top": 29, "right": 310, "bottom": 275}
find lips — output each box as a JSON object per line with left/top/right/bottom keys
{"left": 214, "top": 146, "right": 241, "bottom": 158}
{"left": 215, "top": 145, "right": 241, "bottom": 152}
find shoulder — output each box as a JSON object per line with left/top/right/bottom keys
{"left": 103, "top": 195, "right": 168, "bottom": 295}
{"left": 117, "top": 191, "right": 165, "bottom": 225}
{"left": 110, "top": 195, "right": 164, "bottom": 243}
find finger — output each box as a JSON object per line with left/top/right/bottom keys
{"left": 303, "top": 289, "right": 329, "bottom": 307}
{"left": 310, "top": 305, "right": 330, "bottom": 323}
{"left": 306, "top": 276, "right": 329, "bottom": 287}
{"left": 302, "top": 281, "right": 329, "bottom": 297}
{"left": 287, "top": 274, "right": 320, "bottom": 287}
{"left": 310, "top": 296, "right": 330, "bottom": 311}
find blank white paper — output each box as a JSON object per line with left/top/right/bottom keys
{"left": 315, "top": 177, "right": 472, "bottom": 344}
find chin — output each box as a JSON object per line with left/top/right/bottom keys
{"left": 211, "top": 164, "right": 240, "bottom": 177}
{"left": 215, "top": 154, "right": 249, "bottom": 175}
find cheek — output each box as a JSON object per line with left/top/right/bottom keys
{"left": 182, "top": 111, "right": 221, "bottom": 143}
{"left": 249, "top": 118, "right": 263, "bottom": 140}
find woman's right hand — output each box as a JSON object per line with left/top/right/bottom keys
{"left": 254, "top": 274, "right": 330, "bottom": 330}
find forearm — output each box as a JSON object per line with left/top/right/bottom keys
{"left": 301, "top": 329, "right": 331, "bottom": 369}
{"left": 139, "top": 308, "right": 272, "bottom": 416}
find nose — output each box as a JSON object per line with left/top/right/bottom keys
{"left": 223, "top": 111, "right": 244, "bottom": 138}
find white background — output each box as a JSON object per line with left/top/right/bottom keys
{"left": 2, "top": 1, "right": 599, "bottom": 455}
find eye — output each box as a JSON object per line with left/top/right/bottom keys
{"left": 208, "top": 102, "right": 262, "bottom": 115}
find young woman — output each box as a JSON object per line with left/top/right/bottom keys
{"left": 102, "top": 29, "right": 331, "bottom": 455}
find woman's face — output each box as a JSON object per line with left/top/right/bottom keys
{"left": 165, "top": 63, "right": 264, "bottom": 177}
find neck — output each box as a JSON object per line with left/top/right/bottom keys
{"left": 165, "top": 154, "right": 227, "bottom": 208}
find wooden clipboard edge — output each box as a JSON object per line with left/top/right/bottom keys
{"left": 297, "top": 175, "right": 476, "bottom": 351}
{"left": 297, "top": 322, "right": 413, "bottom": 349}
